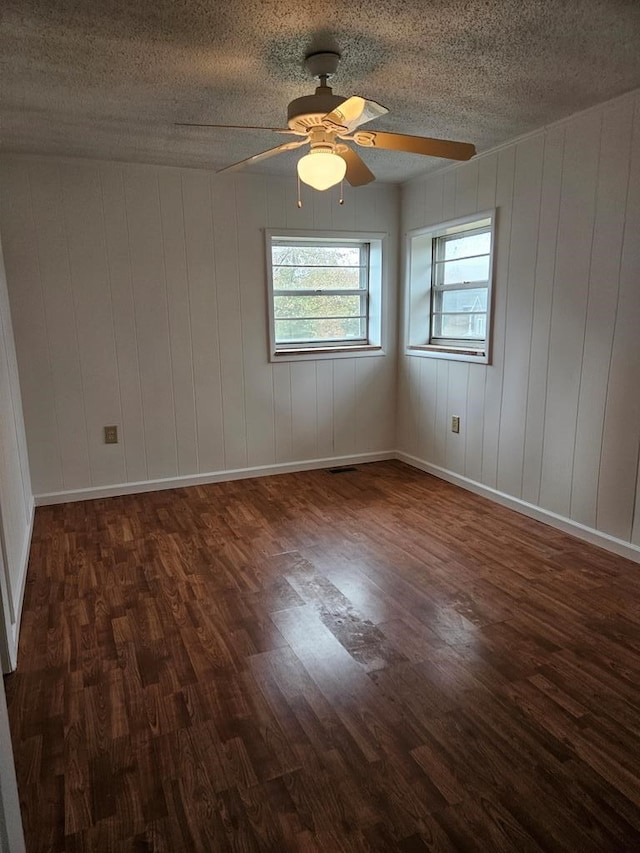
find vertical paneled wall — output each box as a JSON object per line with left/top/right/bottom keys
{"left": 0, "top": 231, "right": 32, "bottom": 669}
{"left": 0, "top": 161, "right": 398, "bottom": 498}
{"left": 399, "top": 90, "right": 640, "bottom": 549}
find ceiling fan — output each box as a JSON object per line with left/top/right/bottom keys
{"left": 177, "top": 52, "right": 476, "bottom": 192}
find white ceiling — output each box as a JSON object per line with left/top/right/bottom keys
{"left": 2, "top": 0, "right": 640, "bottom": 183}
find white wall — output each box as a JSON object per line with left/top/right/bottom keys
{"left": 0, "top": 160, "right": 398, "bottom": 500}
{"left": 0, "top": 230, "right": 33, "bottom": 671}
{"left": 399, "top": 89, "right": 640, "bottom": 552}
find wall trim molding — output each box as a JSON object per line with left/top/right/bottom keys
{"left": 1, "top": 497, "right": 35, "bottom": 672}
{"left": 397, "top": 452, "right": 640, "bottom": 565}
{"left": 10, "top": 497, "right": 35, "bottom": 665}
{"left": 34, "top": 452, "right": 396, "bottom": 506}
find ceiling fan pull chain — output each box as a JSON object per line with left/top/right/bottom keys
{"left": 338, "top": 179, "right": 344, "bottom": 205}
{"left": 297, "top": 174, "right": 303, "bottom": 208}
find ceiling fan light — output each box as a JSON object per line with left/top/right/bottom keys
{"left": 297, "top": 149, "right": 346, "bottom": 191}
{"left": 333, "top": 96, "right": 366, "bottom": 127}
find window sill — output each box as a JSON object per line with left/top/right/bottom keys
{"left": 406, "top": 344, "right": 489, "bottom": 364}
{"left": 271, "top": 344, "right": 384, "bottom": 363}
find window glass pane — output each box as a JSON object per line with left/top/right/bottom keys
{"left": 435, "top": 255, "right": 490, "bottom": 286}
{"left": 273, "top": 265, "right": 362, "bottom": 291}
{"left": 441, "top": 231, "right": 490, "bottom": 261}
{"left": 272, "top": 244, "right": 362, "bottom": 267}
{"left": 434, "top": 313, "right": 487, "bottom": 340}
{"left": 274, "top": 294, "right": 362, "bottom": 320}
{"left": 275, "top": 317, "right": 365, "bottom": 343}
{"left": 438, "top": 288, "right": 488, "bottom": 313}
{"left": 270, "top": 237, "right": 374, "bottom": 351}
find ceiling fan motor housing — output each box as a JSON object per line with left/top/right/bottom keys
{"left": 287, "top": 90, "right": 347, "bottom": 132}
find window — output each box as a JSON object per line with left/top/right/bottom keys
{"left": 272, "top": 240, "right": 368, "bottom": 346}
{"left": 266, "top": 230, "right": 385, "bottom": 361}
{"left": 405, "top": 211, "right": 495, "bottom": 364}
{"left": 431, "top": 224, "right": 491, "bottom": 345}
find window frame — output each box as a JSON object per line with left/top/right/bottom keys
{"left": 265, "top": 229, "right": 386, "bottom": 362}
{"left": 404, "top": 210, "right": 496, "bottom": 364}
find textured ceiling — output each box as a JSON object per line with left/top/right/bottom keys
{"left": 2, "top": 1, "right": 640, "bottom": 183}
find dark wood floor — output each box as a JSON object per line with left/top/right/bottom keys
{"left": 5, "top": 461, "right": 640, "bottom": 852}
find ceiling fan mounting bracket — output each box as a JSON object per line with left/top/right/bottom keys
{"left": 304, "top": 52, "right": 341, "bottom": 82}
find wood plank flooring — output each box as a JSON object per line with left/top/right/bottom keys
{"left": 5, "top": 460, "right": 640, "bottom": 851}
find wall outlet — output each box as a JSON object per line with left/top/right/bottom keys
{"left": 451, "top": 416, "right": 460, "bottom": 434}
{"left": 104, "top": 425, "right": 118, "bottom": 444}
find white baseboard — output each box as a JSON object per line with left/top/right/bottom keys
{"left": 397, "top": 452, "right": 640, "bottom": 565}
{"left": 32, "top": 449, "right": 640, "bottom": 564}
{"left": 34, "top": 452, "right": 396, "bottom": 506}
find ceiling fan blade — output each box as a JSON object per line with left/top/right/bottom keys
{"left": 352, "top": 130, "right": 476, "bottom": 161}
{"left": 176, "top": 122, "right": 298, "bottom": 135}
{"left": 336, "top": 145, "right": 375, "bottom": 186}
{"left": 323, "top": 96, "right": 388, "bottom": 132}
{"left": 217, "top": 139, "right": 307, "bottom": 174}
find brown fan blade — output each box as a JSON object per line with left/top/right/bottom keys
{"left": 323, "top": 96, "right": 388, "bottom": 132}
{"left": 336, "top": 145, "right": 375, "bottom": 186}
{"left": 352, "top": 130, "right": 475, "bottom": 161}
{"left": 176, "top": 122, "right": 298, "bottom": 135}
{"left": 217, "top": 139, "right": 307, "bottom": 174}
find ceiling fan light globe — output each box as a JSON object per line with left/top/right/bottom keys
{"left": 297, "top": 150, "right": 346, "bottom": 191}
